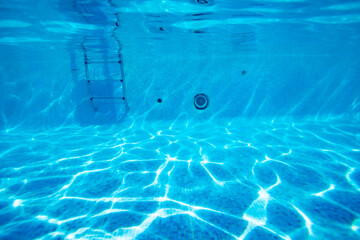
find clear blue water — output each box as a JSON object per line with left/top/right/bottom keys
{"left": 1, "top": 0, "right": 360, "bottom": 239}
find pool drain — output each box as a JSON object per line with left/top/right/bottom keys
{"left": 196, "top": 0, "right": 209, "bottom": 4}
{"left": 194, "top": 93, "right": 209, "bottom": 110}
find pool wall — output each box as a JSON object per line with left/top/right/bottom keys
{"left": 1, "top": 0, "right": 360, "bottom": 130}
{"left": 1, "top": 45, "right": 360, "bottom": 130}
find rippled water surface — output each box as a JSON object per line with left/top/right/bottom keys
{"left": 1, "top": 119, "right": 360, "bottom": 239}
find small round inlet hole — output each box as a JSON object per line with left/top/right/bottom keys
{"left": 157, "top": 98, "right": 162, "bottom": 103}
{"left": 196, "top": 0, "right": 209, "bottom": 4}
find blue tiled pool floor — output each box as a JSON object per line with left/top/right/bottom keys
{"left": 1, "top": 119, "right": 360, "bottom": 239}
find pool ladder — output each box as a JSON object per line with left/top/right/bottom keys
{"left": 82, "top": 44, "right": 129, "bottom": 112}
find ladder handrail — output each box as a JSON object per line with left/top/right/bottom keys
{"left": 115, "top": 13, "right": 129, "bottom": 111}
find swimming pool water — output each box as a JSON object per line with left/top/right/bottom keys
{"left": 1, "top": 119, "right": 360, "bottom": 239}
{"left": 1, "top": 0, "right": 360, "bottom": 239}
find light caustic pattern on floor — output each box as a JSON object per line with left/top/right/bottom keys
{"left": 0, "top": 120, "right": 360, "bottom": 239}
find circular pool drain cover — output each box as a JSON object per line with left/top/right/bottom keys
{"left": 194, "top": 93, "right": 209, "bottom": 110}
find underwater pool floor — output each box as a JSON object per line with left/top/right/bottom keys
{"left": 1, "top": 119, "right": 360, "bottom": 239}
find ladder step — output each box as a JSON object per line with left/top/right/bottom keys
{"left": 90, "top": 97, "right": 124, "bottom": 100}
{"left": 85, "top": 60, "right": 121, "bottom": 64}
{"left": 87, "top": 79, "right": 123, "bottom": 82}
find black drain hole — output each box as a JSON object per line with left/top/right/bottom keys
{"left": 196, "top": 0, "right": 209, "bottom": 4}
